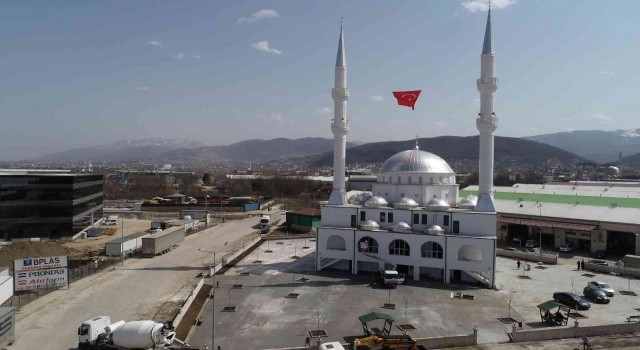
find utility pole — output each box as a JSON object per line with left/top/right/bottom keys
{"left": 121, "top": 216, "right": 124, "bottom": 266}
{"left": 204, "top": 189, "right": 208, "bottom": 228}
{"left": 538, "top": 203, "right": 543, "bottom": 260}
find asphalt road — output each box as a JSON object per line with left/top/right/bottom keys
{"left": 8, "top": 216, "right": 260, "bottom": 350}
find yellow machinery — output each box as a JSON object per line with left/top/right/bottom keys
{"left": 352, "top": 334, "right": 418, "bottom": 350}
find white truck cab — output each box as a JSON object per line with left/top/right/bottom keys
{"left": 78, "top": 316, "right": 111, "bottom": 347}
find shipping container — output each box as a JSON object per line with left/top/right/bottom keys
{"left": 104, "top": 231, "right": 150, "bottom": 256}
{"left": 0, "top": 307, "right": 15, "bottom": 349}
{"left": 141, "top": 226, "right": 185, "bottom": 256}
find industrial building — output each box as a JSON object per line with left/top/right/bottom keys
{"left": 462, "top": 182, "right": 640, "bottom": 256}
{"left": 317, "top": 11, "right": 499, "bottom": 288}
{"left": 285, "top": 209, "right": 321, "bottom": 232}
{"left": 0, "top": 172, "right": 103, "bottom": 240}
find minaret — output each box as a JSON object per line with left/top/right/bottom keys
{"left": 475, "top": 5, "right": 498, "bottom": 213}
{"left": 328, "top": 20, "right": 350, "bottom": 206}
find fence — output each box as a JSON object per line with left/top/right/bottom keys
{"left": 2, "top": 255, "right": 124, "bottom": 309}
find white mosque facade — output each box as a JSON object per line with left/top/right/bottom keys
{"left": 316, "top": 11, "right": 499, "bottom": 288}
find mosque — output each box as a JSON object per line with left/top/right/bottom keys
{"left": 316, "top": 9, "right": 499, "bottom": 288}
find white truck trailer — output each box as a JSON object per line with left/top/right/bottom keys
{"left": 78, "top": 316, "right": 176, "bottom": 350}
{"left": 141, "top": 226, "right": 185, "bottom": 257}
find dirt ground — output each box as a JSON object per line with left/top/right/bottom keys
{"left": 0, "top": 218, "right": 152, "bottom": 270}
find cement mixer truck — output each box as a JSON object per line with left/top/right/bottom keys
{"left": 78, "top": 316, "right": 176, "bottom": 350}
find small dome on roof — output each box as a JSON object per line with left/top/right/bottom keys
{"left": 425, "top": 224, "right": 445, "bottom": 235}
{"left": 365, "top": 196, "right": 389, "bottom": 208}
{"left": 348, "top": 192, "right": 372, "bottom": 205}
{"left": 425, "top": 197, "right": 450, "bottom": 210}
{"left": 361, "top": 220, "right": 380, "bottom": 231}
{"left": 605, "top": 166, "right": 620, "bottom": 175}
{"left": 392, "top": 222, "right": 412, "bottom": 233}
{"left": 380, "top": 149, "right": 454, "bottom": 174}
{"left": 457, "top": 195, "right": 477, "bottom": 209}
{"left": 394, "top": 197, "right": 419, "bottom": 209}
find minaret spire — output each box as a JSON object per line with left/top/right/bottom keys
{"left": 328, "top": 20, "right": 350, "bottom": 205}
{"left": 482, "top": 2, "right": 493, "bottom": 54}
{"left": 475, "top": 4, "right": 498, "bottom": 213}
{"left": 415, "top": 135, "right": 419, "bottom": 150}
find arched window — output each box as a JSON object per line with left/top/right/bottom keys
{"left": 382, "top": 176, "right": 385, "bottom": 182}
{"left": 419, "top": 177, "right": 423, "bottom": 184}
{"left": 421, "top": 241, "right": 443, "bottom": 259}
{"left": 389, "top": 239, "right": 410, "bottom": 256}
{"left": 397, "top": 176, "right": 401, "bottom": 184}
{"left": 439, "top": 176, "right": 443, "bottom": 183}
{"left": 408, "top": 176, "right": 412, "bottom": 184}
{"left": 358, "top": 236, "right": 379, "bottom": 254}
{"left": 327, "top": 235, "right": 346, "bottom": 251}
{"left": 458, "top": 245, "right": 482, "bottom": 262}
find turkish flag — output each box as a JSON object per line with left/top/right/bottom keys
{"left": 392, "top": 90, "right": 422, "bottom": 110}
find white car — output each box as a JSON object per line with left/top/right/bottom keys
{"left": 559, "top": 244, "right": 574, "bottom": 252}
{"left": 147, "top": 228, "right": 163, "bottom": 234}
{"left": 525, "top": 240, "right": 538, "bottom": 248}
{"left": 587, "top": 281, "right": 615, "bottom": 297}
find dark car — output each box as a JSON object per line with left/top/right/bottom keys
{"left": 583, "top": 287, "right": 610, "bottom": 304}
{"left": 594, "top": 250, "right": 607, "bottom": 259}
{"left": 553, "top": 292, "right": 591, "bottom": 310}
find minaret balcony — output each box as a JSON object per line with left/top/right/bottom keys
{"left": 332, "top": 88, "right": 350, "bottom": 101}
{"left": 477, "top": 77, "right": 498, "bottom": 85}
{"left": 331, "top": 119, "right": 349, "bottom": 131}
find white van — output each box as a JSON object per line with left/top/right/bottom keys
{"left": 105, "top": 216, "right": 118, "bottom": 226}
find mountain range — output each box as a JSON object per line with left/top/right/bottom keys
{"left": 312, "top": 136, "right": 583, "bottom": 168}
{"left": 34, "top": 138, "right": 206, "bottom": 162}
{"left": 525, "top": 129, "right": 640, "bottom": 163}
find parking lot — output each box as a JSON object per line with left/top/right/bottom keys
{"left": 188, "top": 238, "right": 640, "bottom": 350}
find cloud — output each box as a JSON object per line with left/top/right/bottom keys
{"left": 193, "top": 55, "right": 201, "bottom": 60}
{"left": 461, "top": 0, "right": 516, "bottom": 12}
{"left": 172, "top": 53, "right": 185, "bottom": 60}
{"left": 251, "top": 41, "right": 282, "bottom": 55}
{"left": 135, "top": 86, "right": 149, "bottom": 91}
{"left": 258, "top": 113, "right": 284, "bottom": 122}
{"left": 600, "top": 71, "right": 614, "bottom": 76}
{"left": 588, "top": 113, "right": 614, "bottom": 125}
{"left": 147, "top": 41, "right": 163, "bottom": 47}
{"left": 315, "top": 107, "right": 332, "bottom": 114}
{"left": 435, "top": 121, "right": 450, "bottom": 128}
{"left": 369, "top": 95, "right": 384, "bottom": 102}
{"left": 238, "top": 9, "right": 279, "bottom": 23}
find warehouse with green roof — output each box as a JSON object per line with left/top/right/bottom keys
{"left": 462, "top": 181, "right": 640, "bottom": 256}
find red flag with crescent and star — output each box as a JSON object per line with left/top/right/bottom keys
{"left": 392, "top": 90, "right": 422, "bottom": 110}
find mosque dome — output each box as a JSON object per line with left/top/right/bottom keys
{"left": 425, "top": 196, "right": 450, "bottom": 210}
{"left": 425, "top": 224, "right": 445, "bottom": 235}
{"left": 361, "top": 220, "right": 380, "bottom": 231}
{"left": 348, "top": 192, "right": 372, "bottom": 205}
{"left": 392, "top": 222, "right": 412, "bottom": 233}
{"left": 457, "top": 195, "right": 478, "bottom": 209}
{"left": 605, "top": 166, "right": 620, "bottom": 175}
{"left": 379, "top": 149, "right": 454, "bottom": 174}
{"left": 393, "top": 197, "right": 419, "bottom": 210}
{"left": 365, "top": 196, "right": 389, "bottom": 208}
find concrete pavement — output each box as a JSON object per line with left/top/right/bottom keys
{"left": 8, "top": 216, "right": 260, "bottom": 350}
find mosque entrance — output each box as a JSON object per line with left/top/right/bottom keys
{"left": 396, "top": 264, "right": 412, "bottom": 281}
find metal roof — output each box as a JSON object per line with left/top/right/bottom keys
{"left": 537, "top": 300, "right": 566, "bottom": 311}
{"left": 462, "top": 186, "right": 640, "bottom": 208}
{"left": 379, "top": 149, "right": 454, "bottom": 174}
{"left": 482, "top": 7, "right": 493, "bottom": 54}
{"left": 358, "top": 312, "right": 394, "bottom": 324}
{"left": 106, "top": 231, "right": 150, "bottom": 244}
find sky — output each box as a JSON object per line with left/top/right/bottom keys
{"left": 1, "top": 0, "right": 639, "bottom": 160}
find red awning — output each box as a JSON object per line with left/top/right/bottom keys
{"left": 500, "top": 216, "right": 596, "bottom": 232}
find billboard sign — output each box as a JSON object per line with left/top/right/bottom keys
{"left": 14, "top": 256, "right": 67, "bottom": 272}
{"left": 14, "top": 268, "right": 68, "bottom": 291}
{"left": 13, "top": 256, "right": 68, "bottom": 291}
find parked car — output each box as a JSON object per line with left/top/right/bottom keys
{"left": 147, "top": 228, "right": 163, "bottom": 234}
{"left": 587, "top": 281, "right": 615, "bottom": 297}
{"left": 583, "top": 286, "right": 610, "bottom": 304}
{"left": 525, "top": 240, "right": 539, "bottom": 248}
{"left": 594, "top": 250, "right": 607, "bottom": 259}
{"left": 553, "top": 292, "right": 591, "bottom": 310}
{"left": 559, "top": 244, "right": 574, "bottom": 252}
{"left": 505, "top": 247, "right": 518, "bottom": 252}
{"left": 587, "top": 259, "right": 609, "bottom": 266}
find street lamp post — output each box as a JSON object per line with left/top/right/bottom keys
{"left": 537, "top": 204, "right": 543, "bottom": 259}
{"left": 121, "top": 217, "right": 125, "bottom": 266}
{"left": 199, "top": 248, "right": 217, "bottom": 286}
{"left": 204, "top": 190, "right": 208, "bottom": 228}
